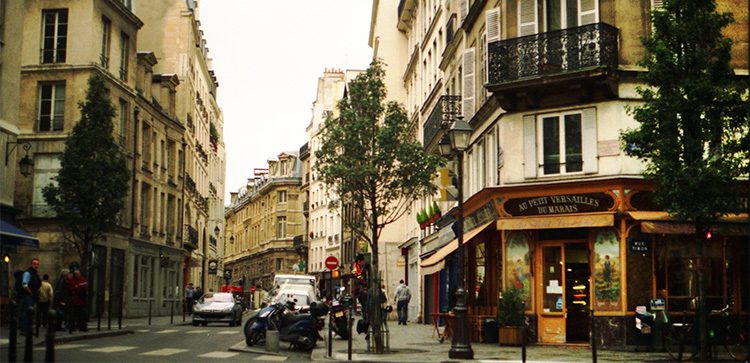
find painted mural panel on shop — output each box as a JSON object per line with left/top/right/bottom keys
{"left": 593, "top": 228, "right": 622, "bottom": 311}
{"left": 505, "top": 231, "right": 531, "bottom": 306}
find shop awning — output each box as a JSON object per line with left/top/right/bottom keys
{"left": 420, "top": 221, "right": 494, "bottom": 269}
{"left": 629, "top": 211, "right": 749, "bottom": 235}
{"left": 0, "top": 219, "right": 39, "bottom": 248}
{"left": 421, "top": 260, "right": 445, "bottom": 275}
{"left": 496, "top": 212, "right": 614, "bottom": 230}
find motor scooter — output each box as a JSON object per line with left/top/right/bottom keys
{"left": 330, "top": 287, "right": 350, "bottom": 339}
{"left": 244, "top": 299, "right": 328, "bottom": 351}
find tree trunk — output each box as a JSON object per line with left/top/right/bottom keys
{"left": 696, "top": 223, "right": 708, "bottom": 361}
{"left": 369, "top": 191, "right": 384, "bottom": 353}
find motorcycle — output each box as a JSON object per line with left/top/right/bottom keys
{"left": 244, "top": 299, "right": 329, "bottom": 351}
{"left": 329, "top": 287, "right": 350, "bottom": 340}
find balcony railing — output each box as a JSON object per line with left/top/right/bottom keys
{"left": 184, "top": 225, "right": 198, "bottom": 250}
{"left": 422, "top": 95, "right": 461, "bottom": 150}
{"left": 487, "top": 22, "right": 618, "bottom": 86}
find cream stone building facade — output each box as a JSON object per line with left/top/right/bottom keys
{"left": 372, "top": 0, "right": 748, "bottom": 345}
{"left": 224, "top": 152, "right": 304, "bottom": 291}
{"left": 10, "top": 0, "right": 192, "bottom": 317}
{"left": 136, "top": 0, "right": 226, "bottom": 292}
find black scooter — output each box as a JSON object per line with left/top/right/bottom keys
{"left": 330, "top": 287, "right": 350, "bottom": 339}
{"left": 245, "top": 299, "right": 328, "bottom": 351}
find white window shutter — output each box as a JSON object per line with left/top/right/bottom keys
{"left": 486, "top": 8, "right": 501, "bottom": 43}
{"left": 651, "top": 0, "right": 663, "bottom": 10}
{"left": 581, "top": 107, "right": 598, "bottom": 174}
{"left": 462, "top": 48, "right": 476, "bottom": 120}
{"left": 578, "top": 0, "right": 598, "bottom": 25}
{"left": 518, "top": 0, "right": 537, "bottom": 36}
{"left": 459, "top": 0, "right": 468, "bottom": 22}
{"left": 523, "top": 115, "right": 537, "bottom": 179}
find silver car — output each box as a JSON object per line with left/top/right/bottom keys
{"left": 192, "top": 292, "right": 243, "bottom": 326}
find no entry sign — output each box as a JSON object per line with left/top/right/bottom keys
{"left": 325, "top": 255, "right": 339, "bottom": 270}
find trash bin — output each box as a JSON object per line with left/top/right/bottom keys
{"left": 483, "top": 319, "right": 498, "bottom": 343}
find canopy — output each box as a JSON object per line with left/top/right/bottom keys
{"left": 420, "top": 221, "right": 495, "bottom": 270}
{"left": 0, "top": 219, "right": 39, "bottom": 248}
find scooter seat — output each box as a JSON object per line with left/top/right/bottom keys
{"left": 282, "top": 313, "right": 311, "bottom": 325}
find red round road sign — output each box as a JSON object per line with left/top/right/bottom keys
{"left": 325, "top": 255, "right": 339, "bottom": 270}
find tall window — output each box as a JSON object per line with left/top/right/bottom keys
{"left": 119, "top": 32, "right": 129, "bottom": 81}
{"left": 118, "top": 99, "right": 128, "bottom": 145}
{"left": 276, "top": 216, "right": 287, "bottom": 238}
{"left": 101, "top": 17, "right": 111, "bottom": 68}
{"left": 38, "top": 83, "right": 65, "bottom": 131}
{"left": 277, "top": 190, "right": 287, "bottom": 203}
{"left": 32, "top": 154, "right": 61, "bottom": 217}
{"left": 540, "top": 112, "right": 582, "bottom": 175}
{"left": 41, "top": 9, "right": 67, "bottom": 63}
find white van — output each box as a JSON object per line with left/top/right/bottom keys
{"left": 273, "top": 274, "right": 317, "bottom": 290}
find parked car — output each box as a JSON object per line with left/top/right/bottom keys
{"left": 192, "top": 292, "right": 243, "bottom": 327}
{"left": 273, "top": 285, "right": 316, "bottom": 311}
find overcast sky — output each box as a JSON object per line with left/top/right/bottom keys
{"left": 199, "top": 1, "right": 374, "bottom": 203}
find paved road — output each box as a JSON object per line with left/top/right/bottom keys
{"left": 2, "top": 321, "right": 313, "bottom": 362}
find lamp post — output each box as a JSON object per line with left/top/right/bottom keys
{"left": 440, "top": 118, "right": 474, "bottom": 360}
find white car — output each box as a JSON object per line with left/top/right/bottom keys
{"left": 273, "top": 285, "right": 317, "bottom": 311}
{"left": 192, "top": 292, "right": 243, "bottom": 326}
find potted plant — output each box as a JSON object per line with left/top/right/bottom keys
{"left": 416, "top": 209, "right": 426, "bottom": 229}
{"left": 431, "top": 201, "right": 441, "bottom": 220}
{"left": 497, "top": 288, "right": 525, "bottom": 346}
{"left": 418, "top": 209, "right": 429, "bottom": 229}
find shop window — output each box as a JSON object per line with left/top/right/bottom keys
{"left": 474, "top": 241, "right": 487, "bottom": 305}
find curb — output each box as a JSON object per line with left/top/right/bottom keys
{"left": 50, "top": 329, "right": 135, "bottom": 345}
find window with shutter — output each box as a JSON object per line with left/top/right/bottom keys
{"left": 578, "top": 0, "right": 598, "bottom": 25}
{"left": 486, "top": 8, "right": 501, "bottom": 42}
{"left": 523, "top": 115, "right": 537, "bottom": 179}
{"left": 532, "top": 108, "right": 596, "bottom": 176}
{"left": 462, "top": 48, "right": 476, "bottom": 120}
{"left": 581, "top": 107, "right": 598, "bottom": 173}
{"left": 459, "top": 0, "right": 469, "bottom": 22}
{"left": 518, "top": 0, "right": 538, "bottom": 36}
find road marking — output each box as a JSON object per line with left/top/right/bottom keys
{"left": 0, "top": 339, "right": 7, "bottom": 345}
{"left": 254, "top": 355, "right": 287, "bottom": 361}
{"left": 198, "top": 351, "right": 239, "bottom": 358}
{"left": 84, "top": 346, "right": 137, "bottom": 353}
{"left": 154, "top": 329, "right": 179, "bottom": 334}
{"left": 187, "top": 329, "right": 209, "bottom": 334}
{"left": 55, "top": 344, "right": 90, "bottom": 350}
{"left": 135, "top": 329, "right": 150, "bottom": 333}
{"left": 140, "top": 348, "right": 189, "bottom": 356}
{"left": 217, "top": 330, "right": 239, "bottom": 334}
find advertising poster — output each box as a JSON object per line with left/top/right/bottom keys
{"left": 593, "top": 228, "right": 622, "bottom": 311}
{"left": 505, "top": 231, "right": 532, "bottom": 307}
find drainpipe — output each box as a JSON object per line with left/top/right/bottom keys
{"left": 180, "top": 140, "right": 187, "bottom": 285}
{"left": 130, "top": 106, "right": 140, "bottom": 237}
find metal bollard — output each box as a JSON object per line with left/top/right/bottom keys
{"left": 9, "top": 300, "right": 18, "bottom": 363}
{"left": 24, "top": 305, "right": 34, "bottom": 363}
{"left": 118, "top": 293, "right": 123, "bottom": 330}
{"left": 590, "top": 309, "right": 597, "bottom": 363}
{"left": 170, "top": 299, "right": 174, "bottom": 324}
{"left": 328, "top": 308, "right": 333, "bottom": 357}
{"left": 46, "top": 309, "right": 56, "bottom": 362}
{"left": 107, "top": 291, "right": 112, "bottom": 330}
{"left": 182, "top": 299, "right": 186, "bottom": 322}
{"left": 348, "top": 303, "right": 353, "bottom": 361}
{"left": 265, "top": 329, "right": 280, "bottom": 353}
{"left": 148, "top": 299, "right": 152, "bottom": 326}
{"left": 97, "top": 304, "right": 102, "bottom": 331}
{"left": 521, "top": 302, "right": 526, "bottom": 363}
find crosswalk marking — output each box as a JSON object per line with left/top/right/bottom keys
{"left": 55, "top": 343, "right": 90, "bottom": 350}
{"left": 135, "top": 329, "right": 150, "bottom": 333}
{"left": 198, "top": 351, "right": 239, "bottom": 358}
{"left": 155, "top": 329, "right": 179, "bottom": 334}
{"left": 187, "top": 329, "right": 209, "bottom": 334}
{"left": 84, "top": 346, "right": 137, "bottom": 353}
{"left": 217, "top": 330, "right": 239, "bottom": 335}
{"left": 140, "top": 348, "right": 189, "bottom": 356}
{"left": 254, "top": 355, "right": 287, "bottom": 361}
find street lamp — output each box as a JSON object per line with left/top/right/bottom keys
{"left": 5, "top": 141, "right": 34, "bottom": 177}
{"left": 443, "top": 117, "right": 474, "bottom": 360}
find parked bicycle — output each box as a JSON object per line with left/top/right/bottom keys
{"left": 662, "top": 301, "right": 747, "bottom": 361}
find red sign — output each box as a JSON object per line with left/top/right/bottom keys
{"left": 325, "top": 256, "right": 339, "bottom": 270}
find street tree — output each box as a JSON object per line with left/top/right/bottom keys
{"left": 43, "top": 75, "right": 130, "bottom": 276}
{"left": 620, "top": 0, "right": 749, "bottom": 358}
{"left": 315, "top": 60, "right": 444, "bottom": 352}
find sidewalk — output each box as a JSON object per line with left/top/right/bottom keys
{"left": 0, "top": 313, "right": 191, "bottom": 348}
{"left": 311, "top": 322, "right": 676, "bottom": 362}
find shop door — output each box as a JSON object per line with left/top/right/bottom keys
{"left": 536, "top": 242, "right": 590, "bottom": 343}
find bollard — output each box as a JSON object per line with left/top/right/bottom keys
{"left": 9, "top": 300, "right": 18, "bottom": 363}
{"left": 182, "top": 299, "right": 186, "bottom": 322}
{"left": 46, "top": 309, "right": 56, "bottom": 362}
{"left": 118, "top": 293, "right": 123, "bottom": 330}
{"left": 521, "top": 301, "right": 526, "bottom": 363}
{"left": 590, "top": 309, "right": 597, "bottom": 363}
{"left": 97, "top": 304, "right": 102, "bottom": 332}
{"left": 108, "top": 291, "right": 112, "bottom": 330}
{"left": 328, "top": 308, "right": 333, "bottom": 357}
{"left": 148, "top": 299, "right": 152, "bottom": 326}
{"left": 24, "top": 305, "right": 34, "bottom": 363}
{"left": 348, "top": 302, "right": 353, "bottom": 361}
{"left": 170, "top": 299, "right": 174, "bottom": 324}
{"left": 265, "top": 329, "right": 280, "bottom": 353}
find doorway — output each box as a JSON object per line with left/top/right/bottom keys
{"left": 536, "top": 241, "right": 590, "bottom": 343}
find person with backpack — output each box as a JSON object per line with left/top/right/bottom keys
{"left": 16, "top": 258, "right": 42, "bottom": 335}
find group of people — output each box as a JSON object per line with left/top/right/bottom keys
{"left": 15, "top": 257, "right": 89, "bottom": 334}
{"left": 351, "top": 254, "right": 412, "bottom": 327}
{"left": 183, "top": 282, "right": 204, "bottom": 315}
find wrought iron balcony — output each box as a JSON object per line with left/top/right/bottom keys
{"left": 422, "top": 95, "right": 461, "bottom": 152}
{"left": 184, "top": 225, "right": 199, "bottom": 250}
{"left": 486, "top": 23, "right": 619, "bottom": 110}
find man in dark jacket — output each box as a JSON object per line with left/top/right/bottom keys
{"left": 18, "top": 258, "right": 42, "bottom": 334}
{"left": 54, "top": 269, "right": 72, "bottom": 330}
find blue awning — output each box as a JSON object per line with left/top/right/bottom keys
{"left": 0, "top": 219, "right": 40, "bottom": 248}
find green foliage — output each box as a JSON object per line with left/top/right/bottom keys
{"left": 418, "top": 209, "right": 429, "bottom": 225}
{"left": 432, "top": 201, "right": 441, "bottom": 216}
{"left": 620, "top": 0, "right": 749, "bottom": 226}
{"left": 428, "top": 203, "right": 435, "bottom": 218}
{"left": 209, "top": 122, "right": 219, "bottom": 141}
{"left": 43, "top": 75, "right": 130, "bottom": 274}
{"left": 497, "top": 288, "right": 525, "bottom": 327}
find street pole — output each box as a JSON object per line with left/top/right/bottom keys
{"left": 449, "top": 150, "right": 473, "bottom": 359}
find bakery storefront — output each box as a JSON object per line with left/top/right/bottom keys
{"left": 453, "top": 177, "right": 748, "bottom": 347}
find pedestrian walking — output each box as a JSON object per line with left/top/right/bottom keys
{"left": 54, "top": 269, "right": 72, "bottom": 330}
{"left": 394, "top": 279, "right": 411, "bottom": 325}
{"left": 38, "top": 274, "right": 54, "bottom": 327}
{"left": 17, "top": 258, "right": 41, "bottom": 334}
{"left": 68, "top": 268, "right": 88, "bottom": 332}
{"left": 185, "top": 283, "right": 195, "bottom": 315}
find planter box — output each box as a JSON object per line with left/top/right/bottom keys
{"left": 498, "top": 326, "right": 524, "bottom": 346}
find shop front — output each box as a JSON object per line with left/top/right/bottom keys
{"left": 426, "top": 177, "right": 748, "bottom": 347}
